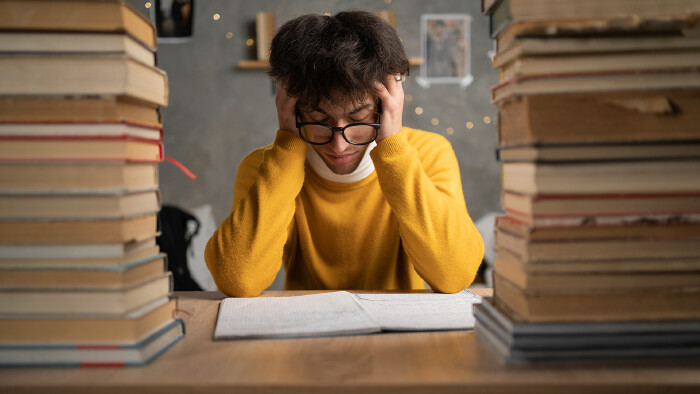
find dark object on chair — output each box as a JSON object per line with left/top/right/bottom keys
{"left": 157, "top": 205, "right": 202, "bottom": 291}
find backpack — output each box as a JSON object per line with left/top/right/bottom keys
{"left": 156, "top": 205, "right": 202, "bottom": 291}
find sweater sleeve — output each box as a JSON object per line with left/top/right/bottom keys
{"left": 370, "top": 130, "right": 485, "bottom": 293}
{"left": 204, "top": 130, "right": 307, "bottom": 297}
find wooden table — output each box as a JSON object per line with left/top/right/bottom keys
{"left": 2, "top": 289, "right": 700, "bottom": 393}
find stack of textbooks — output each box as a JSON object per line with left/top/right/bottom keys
{"left": 0, "top": 0, "right": 183, "bottom": 367}
{"left": 478, "top": 0, "right": 700, "bottom": 363}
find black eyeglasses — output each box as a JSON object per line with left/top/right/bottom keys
{"left": 295, "top": 108, "right": 380, "bottom": 145}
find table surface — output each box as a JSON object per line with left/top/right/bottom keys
{"left": 2, "top": 288, "right": 700, "bottom": 394}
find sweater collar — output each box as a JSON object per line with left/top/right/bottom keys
{"left": 306, "top": 141, "right": 376, "bottom": 183}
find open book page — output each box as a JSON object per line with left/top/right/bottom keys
{"left": 353, "top": 290, "right": 482, "bottom": 331}
{"left": 213, "top": 291, "right": 381, "bottom": 340}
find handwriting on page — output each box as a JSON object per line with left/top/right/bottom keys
{"left": 214, "top": 291, "right": 381, "bottom": 340}
{"left": 353, "top": 290, "right": 482, "bottom": 331}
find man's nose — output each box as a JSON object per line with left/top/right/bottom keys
{"left": 328, "top": 129, "right": 350, "bottom": 154}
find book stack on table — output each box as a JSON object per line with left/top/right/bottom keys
{"left": 0, "top": 0, "right": 183, "bottom": 367}
{"left": 477, "top": 0, "right": 700, "bottom": 363}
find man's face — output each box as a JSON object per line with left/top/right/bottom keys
{"left": 299, "top": 98, "right": 378, "bottom": 175}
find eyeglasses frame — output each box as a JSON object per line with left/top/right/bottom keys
{"left": 295, "top": 108, "right": 381, "bottom": 146}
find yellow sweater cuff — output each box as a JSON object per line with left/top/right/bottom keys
{"left": 370, "top": 131, "right": 410, "bottom": 162}
{"left": 274, "top": 129, "right": 308, "bottom": 153}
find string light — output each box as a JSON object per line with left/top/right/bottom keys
{"left": 213, "top": 13, "right": 221, "bottom": 21}
{"left": 144, "top": 2, "right": 151, "bottom": 9}
{"left": 431, "top": 118, "right": 439, "bottom": 126}
{"left": 405, "top": 94, "right": 413, "bottom": 103}
{"left": 483, "top": 116, "right": 491, "bottom": 124}
{"left": 385, "top": 0, "right": 392, "bottom": 3}
{"left": 466, "top": 122, "right": 474, "bottom": 129}
{"left": 246, "top": 38, "right": 254, "bottom": 46}
{"left": 225, "top": 32, "right": 233, "bottom": 39}
{"left": 446, "top": 127, "right": 454, "bottom": 135}
{"left": 415, "top": 107, "right": 423, "bottom": 115}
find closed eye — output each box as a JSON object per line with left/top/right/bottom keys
{"left": 351, "top": 113, "right": 376, "bottom": 123}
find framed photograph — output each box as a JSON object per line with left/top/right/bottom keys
{"left": 418, "top": 14, "right": 473, "bottom": 88}
{"left": 151, "top": 0, "right": 194, "bottom": 43}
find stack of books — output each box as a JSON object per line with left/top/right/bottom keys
{"left": 0, "top": 0, "right": 183, "bottom": 367}
{"left": 477, "top": 0, "right": 700, "bottom": 363}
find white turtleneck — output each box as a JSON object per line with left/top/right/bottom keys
{"left": 306, "top": 141, "right": 377, "bottom": 183}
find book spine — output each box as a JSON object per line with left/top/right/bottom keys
{"left": 255, "top": 12, "right": 275, "bottom": 61}
{"left": 489, "top": 0, "right": 512, "bottom": 38}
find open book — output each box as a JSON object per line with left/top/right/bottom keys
{"left": 214, "top": 290, "right": 481, "bottom": 340}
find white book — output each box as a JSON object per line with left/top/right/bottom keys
{"left": 0, "top": 32, "right": 155, "bottom": 67}
{"left": 0, "top": 122, "right": 161, "bottom": 140}
{"left": 0, "top": 237, "right": 156, "bottom": 260}
{"left": 214, "top": 290, "right": 481, "bottom": 340}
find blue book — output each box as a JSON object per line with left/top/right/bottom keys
{"left": 0, "top": 318, "right": 184, "bottom": 367}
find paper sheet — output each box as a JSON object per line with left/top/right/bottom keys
{"left": 353, "top": 290, "right": 482, "bottom": 331}
{"left": 214, "top": 291, "right": 381, "bottom": 339}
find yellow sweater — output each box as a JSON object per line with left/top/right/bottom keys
{"left": 205, "top": 127, "right": 484, "bottom": 297}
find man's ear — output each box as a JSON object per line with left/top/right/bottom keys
{"left": 275, "top": 77, "right": 289, "bottom": 88}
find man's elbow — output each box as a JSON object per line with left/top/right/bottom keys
{"left": 204, "top": 238, "right": 267, "bottom": 298}
{"left": 216, "top": 277, "right": 265, "bottom": 298}
{"left": 434, "top": 236, "right": 485, "bottom": 293}
{"left": 206, "top": 257, "right": 268, "bottom": 298}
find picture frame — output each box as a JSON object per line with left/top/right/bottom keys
{"left": 418, "top": 14, "right": 473, "bottom": 88}
{"left": 150, "top": 0, "right": 194, "bottom": 44}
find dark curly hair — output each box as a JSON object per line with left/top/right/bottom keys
{"left": 269, "top": 10, "right": 410, "bottom": 110}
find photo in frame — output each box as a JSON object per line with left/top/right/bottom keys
{"left": 418, "top": 14, "right": 473, "bottom": 88}
{"left": 151, "top": 0, "right": 194, "bottom": 43}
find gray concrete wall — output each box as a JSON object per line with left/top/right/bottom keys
{"left": 127, "top": 0, "right": 501, "bottom": 289}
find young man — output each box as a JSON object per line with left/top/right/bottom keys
{"left": 205, "top": 11, "right": 484, "bottom": 297}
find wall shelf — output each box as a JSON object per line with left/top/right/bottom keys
{"left": 238, "top": 57, "right": 423, "bottom": 69}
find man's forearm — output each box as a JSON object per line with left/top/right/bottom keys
{"left": 205, "top": 131, "right": 307, "bottom": 297}
{"left": 371, "top": 131, "right": 485, "bottom": 293}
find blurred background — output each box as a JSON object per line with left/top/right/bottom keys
{"left": 125, "top": 0, "right": 502, "bottom": 290}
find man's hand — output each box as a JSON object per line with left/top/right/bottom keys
{"left": 374, "top": 74, "right": 404, "bottom": 143}
{"left": 276, "top": 81, "right": 298, "bottom": 134}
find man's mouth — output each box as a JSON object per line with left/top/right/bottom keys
{"left": 324, "top": 152, "right": 357, "bottom": 164}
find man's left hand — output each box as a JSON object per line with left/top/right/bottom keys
{"left": 374, "top": 74, "right": 404, "bottom": 143}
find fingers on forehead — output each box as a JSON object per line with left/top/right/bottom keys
{"left": 374, "top": 80, "right": 391, "bottom": 99}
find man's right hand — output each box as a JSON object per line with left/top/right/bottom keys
{"left": 275, "top": 81, "right": 298, "bottom": 134}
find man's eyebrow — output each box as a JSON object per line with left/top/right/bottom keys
{"left": 348, "top": 103, "right": 373, "bottom": 116}
{"left": 308, "top": 103, "right": 373, "bottom": 117}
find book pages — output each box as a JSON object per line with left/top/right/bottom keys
{"left": 214, "top": 291, "right": 381, "bottom": 340}
{"left": 353, "top": 290, "right": 481, "bottom": 331}
{"left": 214, "top": 290, "right": 482, "bottom": 340}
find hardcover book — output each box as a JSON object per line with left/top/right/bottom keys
{"left": 0, "top": 136, "right": 163, "bottom": 162}
{"left": 497, "top": 90, "right": 700, "bottom": 146}
{"left": 474, "top": 297, "right": 700, "bottom": 363}
{"left": 501, "top": 160, "right": 700, "bottom": 195}
{"left": 493, "top": 273, "right": 700, "bottom": 322}
{"left": 0, "top": 55, "right": 168, "bottom": 107}
{"left": 0, "top": 297, "right": 175, "bottom": 344}
{"left": 0, "top": 214, "right": 158, "bottom": 245}
{"left": 0, "top": 190, "right": 161, "bottom": 220}
{"left": 0, "top": 162, "right": 159, "bottom": 194}
{"left": 0, "top": 254, "right": 166, "bottom": 290}
{"left": 0, "top": 272, "right": 173, "bottom": 315}
{"left": 0, "top": 32, "right": 155, "bottom": 66}
{"left": 0, "top": 97, "right": 160, "bottom": 127}
{"left": 0, "top": 0, "right": 157, "bottom": 50}
{"left": 0, "top": 318, "right": 184, "bottom": 367}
